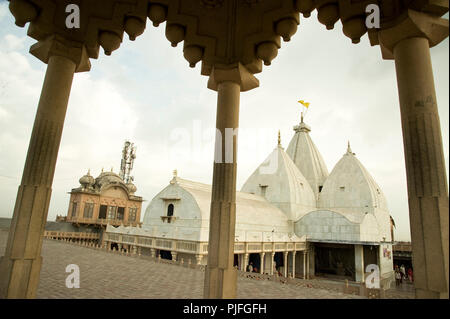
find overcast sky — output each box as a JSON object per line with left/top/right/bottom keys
{"left": 0, "top": 3, "right": 448, "bottom": 241}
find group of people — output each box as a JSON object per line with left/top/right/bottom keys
{"left": 246, "top": 262, "right": 258, "bottom": 273}
{"left": 394, "top": 264, "right": 413, "bottom": 286}
{"left": 246, "top": 262, "right": 283, "bottom": 276}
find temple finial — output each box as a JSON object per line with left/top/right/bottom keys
{"left": 278, "top": 130, "right": 281, "bottom": 146}
{"left": 87, "top": 169, "right": 91, "bottom": 176}
{"left": 301, "top": 112, "right": 304, "bottom": 123}
{"left": 173, "top": 169, "right": 178, "bottom": 178}
{"left": 347, "top": 141, "right": 354, "bottom": 155}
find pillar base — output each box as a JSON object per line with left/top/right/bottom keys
{"left": 416, "top": 288, "right": 448, "bottom": 299}
{"left": 204, "top": 267, "right": 237, "bottom": 299}
{"left": 0, "top": 256, "right": 42, "bottom": 299}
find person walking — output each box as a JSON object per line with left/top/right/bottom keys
{"left": 407, "top": 268, "right": 413, "bottom": 282}
{"left": 395, "top": 269, "right": 401, "bottom": 287}
{"left": 400, "top": 264, "right": 406, "bottom": 283}
{"left": 400, "top": 264, "right": 406, "bottom": 284}
{"left": 246, "top": 262, "right": 253, "bottom": 272}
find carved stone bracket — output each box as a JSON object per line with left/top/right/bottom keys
{"left": 207, "top": 63, "right": 259, "bottom": 92}
{"left": 29, "top": 35, "right": 91, "bottom": 72}
{"left": 374, "top": 9, "right": 449, "bottom": 60}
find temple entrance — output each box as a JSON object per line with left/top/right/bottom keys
{"left": 248, "top": 253, "right": 261, "bottom": 272}
{"left": 159, "top": 250, "right": 172, "bottom": 260}
{"left": 233, "top": 254, "right": 239, "bottom": 267}
{"left": 110, "top": 242, "right": 119, "bottom": 251}
{"left": 274, "top": 252, "right": 284, "bottom": 275}
{"left": 363, "top": 245, "right": 378, "bottom": 269}
{"left": 314, "top": 243, "right": 355, "bottom": 281}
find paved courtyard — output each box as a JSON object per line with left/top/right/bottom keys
{"left": 0, "top": 230, "right": 412, "bottom": 299}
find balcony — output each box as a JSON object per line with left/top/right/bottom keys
{"left": 67, "top": 216, "right": 140, "bottom": 227}
{"left": 160, "top": 216, "right": 177, "bottom": 223}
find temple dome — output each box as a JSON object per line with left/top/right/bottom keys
{"left": 126, "top": 182, "right": 137, "bottom": 194}
{"left": 241, "top": 139, "right": 316, "bottom": 221}
{"left": 79, "top": 170, "right": 94, "bottom": 189}
{"left": 94, "top": 171, "right": 127, "bottom": 191}
{"left": 318, "top": 142, "right": 388, "bottom": 213}
{"left": 142, "top": 176, "right": 300, "bottom": 242}
{"left": 286, "top": 119, "right": 329, "bottom": 198}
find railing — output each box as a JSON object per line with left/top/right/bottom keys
{"left": 236, "top": 270, "right": 388, "bottom": 298}
{"left": 67, "top": 216, "right": 140, "bottom": 227}
{"left": 43, "top": 231, "right": 100, "bottom": 240}
{"left": 104, "top": 232, "right": 308, "bottom": 256}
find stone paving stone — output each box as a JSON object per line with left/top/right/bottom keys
{"left": 0, "top": 230, "right": 407, "bottom": 299}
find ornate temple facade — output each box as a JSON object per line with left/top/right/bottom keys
{"left": 105, "top": 119, "right": 395, "bottom": 287}
{"left": 66, "top": 169, "right": 143, "bottom": 228}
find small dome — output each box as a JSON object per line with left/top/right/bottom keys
{"left": 79, "top": 170, "right": 94, "bottom": 188}
{"left": 127, "top": 182, "right": 137, "bottom": 194}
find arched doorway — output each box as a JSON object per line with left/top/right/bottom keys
{"left": 160, "top": 250, "right": 172, "bottom": 260}
{"left": 274, "top": 252, "right": 284, "bottom": 275}
{"left": 167, "top": 204, "right": 174, "bottom": 216}
{"left": 248, "top": 253, "right": 261, "bottom": 273}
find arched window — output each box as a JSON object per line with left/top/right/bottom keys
{"left": 167, "top": 204, "right": 174, "bottom": 217}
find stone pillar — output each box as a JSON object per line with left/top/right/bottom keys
{"left": 171, "top": 252, "right": 177, "bottom": 262}
{"left": 150, "top": 248, "right": 156, "bottom": 258}
{"left": 283, "top": 252, "right": 288, "bottom": 277}
{"left": 195, "top": 254, "right": 203, "bottom": 266}
{"left": 0, "top": 35, "right": 90, "bottom": 299}
{"left": 203, "top": 64, "right": 259, "bottom": 299}
{"left": 378, "top": 11, "right": 449, "bottom": 299}
{"left": 243, "top": 253, "right": 249, "bottom": 271}
{"left": 270, "top": 253, "right": 275, "bottom": 276}
{"left": 238, "top": 254, "right": 244, "bottom": 271}
{"left": 259, "top": 252, "right": 265, "bottom": 274}
{"left": 292, "top": 252, "right": 296, "bottom": 278}
{"left": 308, "top": 246, "right": 313, "bottom": 279}
{"left": 355, "top": 245, "right": 365, "bottom": 283}
{"left": 302, "top": 251, "right": 307, "bottom": 279}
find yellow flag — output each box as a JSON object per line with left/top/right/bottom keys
{"left": 298, "top": 100, "right": 310, "bottom": 108}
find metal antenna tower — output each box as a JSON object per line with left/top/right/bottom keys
{"left": 119, "top": 140, "right": 136, "bottom": 184}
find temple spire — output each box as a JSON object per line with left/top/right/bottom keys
{"left": 278, "top": 130, "right": 281, "bottom": 146}
{"left": 347, "top": 141, "right": 355, "bottom": 155}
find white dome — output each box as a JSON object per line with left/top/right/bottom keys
{"left": 319, "top": 143, "right": 388, "bottom": 213}
{"left": 286, "top": 120, "right": 329, "bottom": 197}
{"left": 241, "top": 143, "right": 316, "bottom": 221}
{"left": 143, "top": 177, "right": 295, "bottom": 242}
